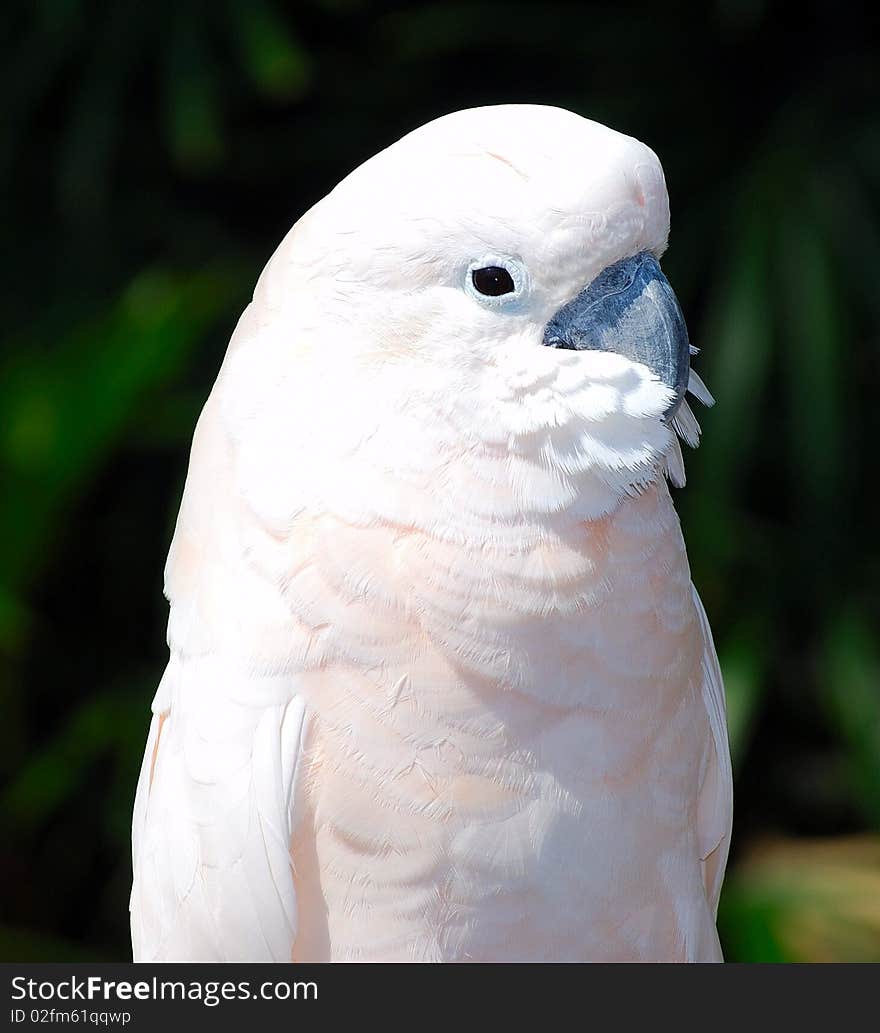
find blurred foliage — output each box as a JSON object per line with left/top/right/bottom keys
{"left": 1, "top": 0, "right": 878, "bottom": 961}
{"left": 720, "top": 837, "right": 880, "bottom": 962}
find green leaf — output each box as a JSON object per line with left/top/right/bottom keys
{"left": 685, "top": 172, "right": 775, "bottom": 564}
{"left": 822, "top": 612, "right": 880, "bottom": 828}
{"left": 2, "top": 688, "right": 146, "bottom": 835}
{"left": 163, "top": 8, "right": 224, "bottom": 171}
{"left": 776, "top": 189, "right": 844, "bottom": 527}
{"left": 227, "top": 0, "right": 312, "bottom": 101}
{"left": 719, "top": 618, "right": 769, "bottom": 770}
{"left": 0, "top": 262, "right": 245, "bottom": 595}
{"left": 720, "top": 837, "right": 880, "bottom": 962}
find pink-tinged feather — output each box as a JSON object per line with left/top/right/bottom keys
{"left": 131, "top": 104, "right": 730, "bottom": 963}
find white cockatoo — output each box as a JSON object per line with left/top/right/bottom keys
{"left": 130, "top": 104, "right": 732, "bottom": 963}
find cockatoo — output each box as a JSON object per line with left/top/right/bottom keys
{"left": 130, "top": 104, "right": 732, "bottom": 963}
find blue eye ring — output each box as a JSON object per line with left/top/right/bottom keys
{"left": 464, "top": 255, "right": 528, "bottom": 305}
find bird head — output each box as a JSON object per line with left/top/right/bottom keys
{"left": 224, "top": 105, "right": 710, "bottom": 529}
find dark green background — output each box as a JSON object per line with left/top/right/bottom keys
{"left": 2, "top": 0, "right": 878, "bottom": 962}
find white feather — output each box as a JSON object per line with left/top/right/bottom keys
{"left": 665, "top": 436, "right": 687, "bottom": 488}
{"left": 692, "top": 586, "right": 734, "bottom": 917}
{"left": 132, "top": 104, "right": 731, "bottom": 963}
{"left": 687, "top": 368, "right": 715, "bottom": 408}
{"left": 671, "top": 399, "right": 702, "bottom": 449}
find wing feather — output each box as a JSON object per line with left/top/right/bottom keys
{"left": 130, "top": 361, "right": 307, "bottom": 962}
{"left": 692, "top": 585, "right": 733, "bottom": 916}
{"left": 130, "top": 658, "right": 305, "bottom": 961}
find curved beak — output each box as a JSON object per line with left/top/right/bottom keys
{"left": 542, "top": 251, "right": 691, "bottom": 421}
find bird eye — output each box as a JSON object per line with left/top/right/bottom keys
{"left": 471, "top": 265, "right": 516, "bottom": 297}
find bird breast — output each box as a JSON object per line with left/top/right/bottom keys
{"left": 276, "top": 479, "right": 709, "bottom": 961}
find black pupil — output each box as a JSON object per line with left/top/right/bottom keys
{"left": 472, "top": 266, "right": 515, "bottom": 297}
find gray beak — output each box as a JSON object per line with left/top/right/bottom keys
{"left": 542, "top": 251, "right": 690, "bottom": 421}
